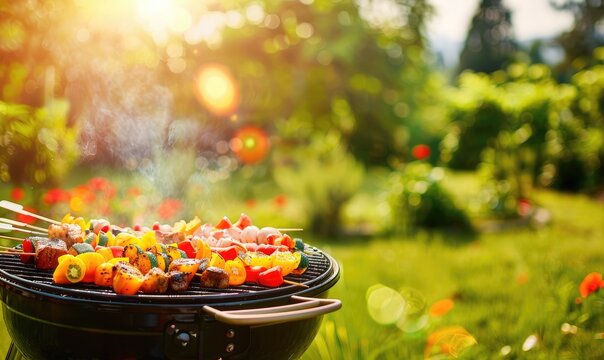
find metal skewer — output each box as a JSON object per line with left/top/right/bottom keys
{"left": 0, "top": 200, "right": 61, "bottom": 225}
{"left": 0, "top": 218, "right": 47, "bottom": 232}
{"left": 0, "top": 223, "right": 47, "bottom": 235}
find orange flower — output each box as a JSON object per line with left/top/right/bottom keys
{"left": 579, "top": 272, "right": 603, "bottom": 298}
{"left": 429, "top": 298, "right": 455, "bottom": 317}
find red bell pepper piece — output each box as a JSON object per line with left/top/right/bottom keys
{"left": 233, "top": 213, "right": 252, "bottom": 229}
{"left": 177, "top": 240, "right": 197, "bottom": 259}
{"left": 244, "top": 265, "right": 267, "bottom": 284}
{"left": 215, "top": 216, "right": 232, "bottom": 230}
{"left": 20, "top": 238, "right": 35, "bottom": 264}
{"left": 110, "top": 246, "right": 124, "bottom": 259}
{"left": 272, "top": 234, "right": 295, "bottom": 249}
{"left": 215, "top": 246, "right": 238, "bottom": 261}
{"left": 258, "top": 266, "right": 284, "bottom": 288}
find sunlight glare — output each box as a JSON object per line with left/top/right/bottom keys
{"left": 194, "top": 64, "right": 240, "bottom": 116}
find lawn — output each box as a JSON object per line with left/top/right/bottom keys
{"left": 1, "top": 174, "right": 603, "bottom": 359}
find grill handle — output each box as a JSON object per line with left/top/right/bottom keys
{"left": 203, "top": 295, "right": 341, "bottom": 326}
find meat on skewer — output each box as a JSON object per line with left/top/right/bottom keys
{"left": 48, "top": 223, "right": 84, "bottom": 248}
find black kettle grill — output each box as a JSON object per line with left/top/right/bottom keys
{"left": 0, "top": 246, "right": 341, "bottom": 359}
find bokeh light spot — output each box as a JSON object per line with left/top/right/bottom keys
{"left": 230, "top": 126, "right": 269, "bottom": 164}
{"left": 194, "top": 64, "right": 240, "bottom": 116}
{"left": 366, "top": 284, "right": 406, "bottom": 325}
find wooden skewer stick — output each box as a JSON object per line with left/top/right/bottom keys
{"left": 276, "top": 228, "right": 304, "bottom": 232}
{"left": 0, "top": 235, "right": 25, "bottom": 242}
{"left": 283, "top": 279, "right": 309, "bottom": 288}
{"left": 0, "top": 200, "right": 61, "bottom": 225}
{"left": 0, "top": 223, "right": 47, "bottom": 235}
{"left": 0, "top": 251, "right": 35, "bottom": 256}
{"left": 0, "top": 245, "right": 21, "bottom": 252}
{"left": 0, "top": 218, "right": 47, "bottom": 232}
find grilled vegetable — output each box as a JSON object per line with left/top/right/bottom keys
{"left": 156, "top": 252, "right": 170, "bottom": 272}
{"left": 122, "top": 244, "right": 143, "bottom": 264}
{"left": 112, "top": 263, "right": 144, "bottom": 295}
{"left": 20, "top": 238, "right": 36, "bottom": 264}
{"left": 258, "top": 266, "right": 284, "bottom": 288}
{"left": 95, "top": 246, "right": 114, "bottom": 262}
{"left": 140, "top": 267, "right": 169, "bottom": 294}
{"left": 194, "top": 237, "right": 212, "bottom": 260}
{"left": 291, "top": 251, "right": 309, "bottom": 275}
{"left": 177, "top": 240, "right": 196, "bottom": 259}
{"left": 53, "top": 255, "right": 86, "bottom": 284}
{"left": 96, "top": 231, "right": 109, "bottom": 247}
{"left": 94, "top": 262, "right": 116, "bottom": 287}
{"left": 225, "top": 258, "right": 246, "bottom": 286}
{"left": 133, "top": 251, "right": 159, "bottom": 275}
{"left": 76, "top": 252, "right": 105, "bottom": 283}
{"left": 244, "top": 265, "right": 267, "bottom": 284}
{"left": 209, "top": 252, "right": 226, "bottom": 269}
{"left": 168, "top": 258, "right": 206, "bottom": 283}
{"left": 271, "top": 251, "right": 300, "bottom": 276}
{"left": 198, "top": 266, "right": 229, "bottom": 289}
{"left": 215, "top": 246, "right": 238, "bottom": 261}
{"left": 68, "top": 243, "right": 95, "bottom": 256}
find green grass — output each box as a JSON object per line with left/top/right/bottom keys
{"left": 302, "top": 189, "right": 604, "bottom": 359}
{"left": 1, "top": 172, "right": 603, "bottom": 358}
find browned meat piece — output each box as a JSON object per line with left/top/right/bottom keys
{"left": 198, "top": 266, "right": 229, "bottom": 289}
{"left": 47, "top": 224, "right": 84, "bottom": 248}
{"left": 35, "top": 238, "right": 68, "bottom": 270}
{"left": 168, "top": 271, "right": 190, "bottom": 292}
{"left": 140, "top": 268, "right": 169, "bottom": 294}
{"left": 155, "top": 231, "right": 185, "bottom": 245}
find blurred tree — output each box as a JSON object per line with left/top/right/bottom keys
{"left": 457, "top": 0, "right": 517, "bottom": 75}
{"left": 549, "top": 0, "right": 604, "bottom": 79}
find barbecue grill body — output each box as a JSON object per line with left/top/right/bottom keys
{"left": 0, "top": 251, "right": 339, "bottom": 360}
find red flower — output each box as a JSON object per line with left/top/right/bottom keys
{"left": 88, "top": 177, "right": 110, "bottom": 191}
{"left": 16, "top": 206, "right": 37, "bottom": 225}
{"left": 245, "top": 199, "right": 257, "bottom": 208}
{"left": 579, "top": 272, "right": 603, "bottom": 298}
{"left": 157, "top": 199, "right": 182, "bottom": 220}
{"left": 412, "top": 144, "right": 431, "bottom": 160}
{"left": 517, "top": 198, "right": 532, "bottom": 217}
{"left": 10, "top": 188, "right": 25, "bottom": 202}
{"left": 43, "top": 188, "right": 70, "bottom": 205}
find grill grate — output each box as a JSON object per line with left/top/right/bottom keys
{"left": 0, "top": 246, "right": 334, "bottom": 304}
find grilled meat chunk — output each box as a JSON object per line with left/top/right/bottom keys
{"left": 168, "top": 271, "right": 190, "bottom": 292}
{"left": 140, "top": 268, "right": 169, "bottom": 294}
{"left": 198, "top": 266, "right": 229, "bottom": 289}
{"left": 48, "top": 223, "right": 84, "bottom": 248}
{"left": 35, "top": 238, "right": 68, "bottom": 270}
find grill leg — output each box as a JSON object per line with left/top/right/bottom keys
{"left": 5, "top": 342, "right": 24, "bottom": 360}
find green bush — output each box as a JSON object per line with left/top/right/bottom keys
{"left": 0, "top": 100, "right": 79, "bottom": 187}
{"left": 273, "top": 132, "right": 364, "bottom": 237}
{"left": 388, "top": 161, "right": 472, "bottom": 233}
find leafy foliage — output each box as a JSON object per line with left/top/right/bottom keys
{"left": 0, "top": 100, "right": 79, "bottom": 187}
{"left": 273, "top": 132, "right": 364, "bottom": 237}
{"left": 388, "top": 162, "right": 472, "bottom": 233}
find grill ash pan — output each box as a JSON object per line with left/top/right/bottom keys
{"left": 0, "top": 247, "right": 340, "bottom": 359}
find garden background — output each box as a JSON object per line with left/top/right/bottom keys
{"left": 1, "top": 0, "right": 603, "bottom": 358}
